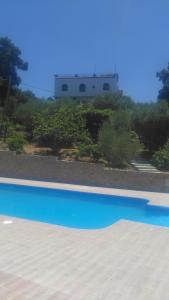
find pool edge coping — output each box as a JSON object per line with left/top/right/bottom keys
{"left": 0, "top": 176, "right": 168, "bottom": 208}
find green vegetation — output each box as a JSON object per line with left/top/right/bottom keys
{"left": 132, "top": 101, "right": 169, "bottom": 151}
{"left": 33, "top": 107, "right": 86, "bottom": 151}
{"left": 0, "top": 37, "right": 28, "bottom": 108}
{"left": 7, "top": 132, "right": 26, "bottom": 153}
{"left": 152, "top": 140, "right": 169, "bottom": 170}
{"left": 98, "top": 117, "right": 140, "bottom": 168}
{"left": 157, "top": 63, "right": 169, "bottom": 104}
{"left": 1, "top": 37, "right": 169, "bottom": 170}
{"left": 76, "top": 143, "right": 101, "bottom": 162}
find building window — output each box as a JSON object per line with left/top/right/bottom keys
{"left": 79, "top": 84, "right": 86, "bottom": 92}
{"left": 62, "top": 84, "right": 68, "bottom": 91}
{"left": 103, "top": 83, "right": 110, "bottom": 91}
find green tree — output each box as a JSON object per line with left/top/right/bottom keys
{"left": 98, "top": 121, "right": 140, "bottom": 168}
{"left": 7, "top": 132, "right": 26, "bottom": 154}
{"left": 157, "top": 63, "right": 169, "bottom": 104}
{"left": 0, "top": 116, "right": 12, "bottom": 141}
{"left": 93, "top": 94, "right": 134, "bottom": 111}
{"left": 0, "top": 37, "right": 28, "bottom": 107}
{"left": 33, "top": 108, "right": 87, "bottom": 151}
{"left": 16, "top": 90, "right": 37, "bottom": 104}
{"left": 152, "top": 140, "right": 169, "bottom": 170}
{"left": 15, "top": 97, "right": 46, "bottom": 140}
{"left": 111, "top": 110, "right": 132, "bottom": 131}
{"left": 132, "top": 102, "right": 169, "bottom": 151}
{"left": 82, "top": 108, "right": 111, "bottom": 142}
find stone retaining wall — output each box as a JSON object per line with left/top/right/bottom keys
{"left": 0, "top": 151, "right": 168, "bottom": 193}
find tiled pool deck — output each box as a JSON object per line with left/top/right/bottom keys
{"left": 0, "top": 177, "right": 169, "bottom": 299}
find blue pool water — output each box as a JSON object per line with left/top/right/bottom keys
{"left": 0, "top": 183, "right": 169, "bottom": 229}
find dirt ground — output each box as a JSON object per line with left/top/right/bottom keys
{"left": 23, "top": 144, "right": 53, "bottom": 156}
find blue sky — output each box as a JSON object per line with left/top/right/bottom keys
{"left": 0, "top": 0, "right": 169, "bottom": 102}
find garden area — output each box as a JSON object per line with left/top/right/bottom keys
{"left": 1, "top": 37, "right": 169, "bottom": 171}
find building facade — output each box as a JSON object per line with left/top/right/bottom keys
{"left": 54, "top": 73, "right": 119, "bottom": 98}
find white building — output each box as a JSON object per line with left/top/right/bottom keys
{"left": 54, "top": 73, "right": 119, "bottom": 98}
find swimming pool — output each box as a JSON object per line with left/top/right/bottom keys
{"left": 0, "top": 183, "right": 169, "bottom": 229}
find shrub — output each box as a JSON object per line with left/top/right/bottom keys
{"left": 132, "top": 102, "right": 169, "bottom": 151}
{"left": 7, "top": 133, "right": 26, "bottom": 153}
{"left": 82, "top": 109, "right": 110, "bottom": 142}
{"left": 77, "top": 144, "right": 101, "bottom": 161}
{"left": 0, "top": 117, "right": 22, "bottom": 141}
{"left": 98, "top": 122, "right": 140, "bottom": 168}
{"left": 33, "top": 109, "right": 86, "bottom": 150}
{"left": 93, "top": 94, "right": 134, "bottom": 111}
{"left": 110, "top": 110, "right": 132, "bottom": 131}
{"left": 77, "top": 133, "right": 93, "bottom": 146}
{"left": 165, "top": 139, "right": 169, "bottom": 151}
{"left": 152, "top": 140, "right": 169, "bottom": 170}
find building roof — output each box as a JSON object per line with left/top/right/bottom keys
{"left": 55, "top": 73, "right": 119, "bottom": 80}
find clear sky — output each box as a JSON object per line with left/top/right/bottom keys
{"left": 0, "top": 0, "right": 169, "bottom": 102}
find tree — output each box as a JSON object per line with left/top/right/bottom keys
{"left": 0, "top": 37, "right": 28, "bottom": 106}
{"left": 82, "top": 108, "right": 111, "bottom": 142}
{"left": 16, "top": 90, "right": 37, "bottom": 104}
{"left": 157, "top": 63, "right": 169, "bottom": 103}
{"left": 15, "top": 97, "right": 46, "bottom": 139}
{"left": 33, "top": 107, "right": 87, "bottom": 151}
{"left": 93, "top": 93, "right": 135, "bottom": 111}
{"left": 93, "top": 94, "right": 121, "bottom": 110}
{"left": 98, "top": 122, "right": 140, "bottom": 168}
{"left": 7, "top": 132, "right": 26, "bottom": 154}
{"left": 110, "top": 110, "right": 132, "bottom": 131}
{"left": 152, "top": 139, "right": 169, "bottom": 170}
{"left": 132, "top": 102, "right": 169, "bottom": 151}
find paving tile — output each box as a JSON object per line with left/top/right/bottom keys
{"left": 0, "top": 180, "right": 168, "bottom": 299}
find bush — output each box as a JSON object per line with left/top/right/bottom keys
{"left": 77, "top": 133, "right": 93, "bottom": 146}
{"left": 132, "top": 102, "right": 169, "bottom": 151}
{"left": 7, "top": 133, "right": 26, "bottom": 153}
{"left": 15, "top": 99, "right": 45, "bottom": 139}
{"left": 33, "top": 109, "right": 86, "bottom": 150}
{"left": 0, "top": 117, "right": 23, "bottom": 141}
{"left": 152, "top": 140, "right": 169, "bottom": 170}
{"left": 110, "top": 110, "right": 132, "bottom": 131}
{"left": 93, "top": 94, "right": 134, "bottom": 111}
{"left": 82, "top": 109, "right": 110, "bottom": 142}
{"left": 98, "top": 122, "right": 140, "bottom": 168}
{"left": 77, "top": 144, "right": 101, "bottom": 161}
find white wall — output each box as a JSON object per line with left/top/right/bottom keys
{"left": 54, "top": 75, "right": 119, "bottom": 98}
